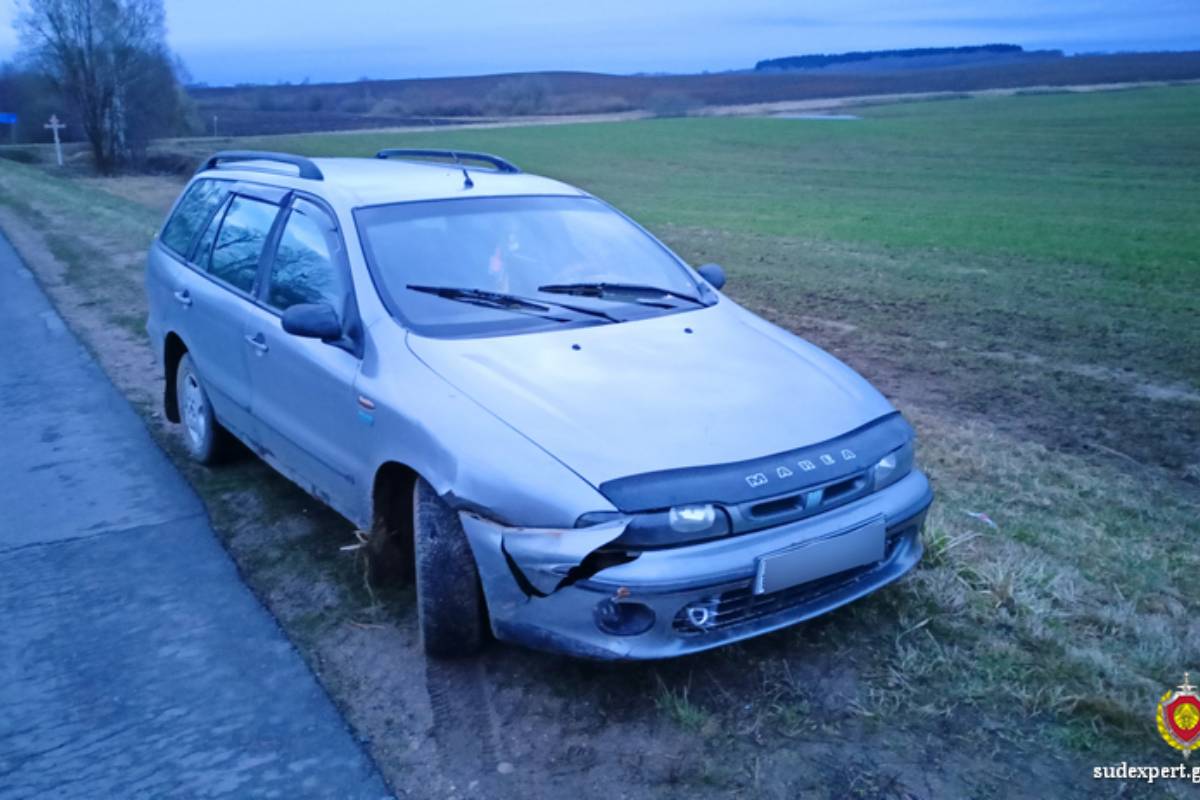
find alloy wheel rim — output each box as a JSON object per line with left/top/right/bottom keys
{"left": 182, "top": 372, "right": 207, "bottom": 449}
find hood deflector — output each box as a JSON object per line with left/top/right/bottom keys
{"left": 599, "top": 413, "right": 912, "bottom": 512}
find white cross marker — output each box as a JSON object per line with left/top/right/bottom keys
{"left": 44, "top": 114, "right": 66, "bottom": 167}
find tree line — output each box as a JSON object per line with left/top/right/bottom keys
{"left": 0, "top": 0, "right": 192, "bottom": 172}
{"left": 755, "top": 44, "right": 1031, "bottom": 72}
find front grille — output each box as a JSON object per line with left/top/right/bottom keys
{"left": 671, "top": 522, "right": 915, "bottom": 634}
{"left": 730, "top": 471, "right": 872, "bottom": 534}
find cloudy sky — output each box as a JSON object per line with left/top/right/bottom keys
{"left": 1, "top": 0, "right": 1197, "bottom": 85}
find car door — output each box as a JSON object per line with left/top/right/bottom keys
{"left": 150, "top": 179, "right": 230, "bottom": 360}
{"left": 242, "top": 196, "right": 366, "bottom": 520}
{"left": 181, "top": 187, "right": 286, "bottom": 443}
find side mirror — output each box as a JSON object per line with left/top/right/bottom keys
{"left": 697, "top": 263, "right": 726, "bottom": 290}
{"left": 281, "top": 302, "right": 342, "bottom": 340}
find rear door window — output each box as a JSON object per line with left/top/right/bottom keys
{"left": 207, "top": 196, "right": 280, "bottom": 294}
{"left": 265, "top": 200, "right": 348, "bottom": 312}
{"left": 191, "top": 194, "right": 229, "bottom": 268}
{"left": 160, "top": 179, "right": 229, "bottom": 257}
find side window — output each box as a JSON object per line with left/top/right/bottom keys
{"left": 160, "top": 180, "right": 228, "bottom": 256}
{"left": 208, "top": 196, "right": 279, "bottom": 294}
{"left": 266, "top": 200, "right": 348, "bottom": 312}
{"left": 191, "top": 194, "right": 228, "bottom": 268}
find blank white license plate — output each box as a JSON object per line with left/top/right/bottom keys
{"left": 754, "top": 517, "right": 886, "bottom": 595}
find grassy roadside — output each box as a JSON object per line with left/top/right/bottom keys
{"left": 2, "top": 86, "right": 1198, "bottom": 797}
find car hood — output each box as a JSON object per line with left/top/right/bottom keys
{"left": 406, "top": 300, "right": 896, "bottom": 489}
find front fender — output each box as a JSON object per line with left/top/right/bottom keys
{"left": 359, "top": 327, "right": 614, "bottom": 528}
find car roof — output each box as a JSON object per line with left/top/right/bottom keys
{"left": 195, "top": 156, "right": 587, "bottom": 209}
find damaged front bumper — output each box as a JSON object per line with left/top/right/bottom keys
{"left": 461, "top": 469, "right": 934, "bottom": 660}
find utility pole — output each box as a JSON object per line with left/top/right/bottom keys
{"left": 44, "top": 114, "right": 66, "bottom": 167}
{"left": 212, "top": 115, "right": 218, "bottom": 138}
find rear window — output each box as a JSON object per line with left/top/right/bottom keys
{"left": 160, "top": 179, "right": 229, "bottom": 257}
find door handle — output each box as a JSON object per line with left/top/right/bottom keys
{"left": 172, "top": 289, "right": 192, "bottom": 307}
{"left": 244, "top": 333, "right": 269, "bottom": 354}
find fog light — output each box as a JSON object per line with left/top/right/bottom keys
{"left": 594, "top": 599, "right": 656, "bottom": 636}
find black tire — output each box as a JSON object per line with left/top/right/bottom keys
{"left": 413, "top": 477, "right": 485, "bottom": 658}
{"left": 174, "top": 353, "right": 234, "bottom": 465}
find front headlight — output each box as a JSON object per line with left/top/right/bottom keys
{"left": 872, "top": 440, "right": 914, "bottom": 492}
{"left": 623, "top": 503, "right": 730, "bottom": 547}
{"left": 576, "top": 503, "right": 730, "bottom": 549}
{"left": 668, "top": 503, "right": 717, "bottom": 533}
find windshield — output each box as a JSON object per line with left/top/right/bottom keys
{"left": 355, "top": 195, "right": 708, "bottom": 336}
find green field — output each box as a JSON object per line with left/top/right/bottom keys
{"left": 2, "top": 85, "right": 1198, "bottom": 796}
{"left": 240, "top": 86, "right": 1200, "bottom": 470}
{"left": 249, "top": 85, "right": 1200, "bottom": 277}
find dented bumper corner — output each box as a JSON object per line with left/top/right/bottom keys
{"left": 460, "top": 469, "right": 933, "bottom": 660}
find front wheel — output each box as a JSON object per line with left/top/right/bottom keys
{"left": 413, "top": 478, "right": 485, "bottom": 657}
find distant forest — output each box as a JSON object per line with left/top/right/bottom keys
{"left": 756, "top": 44, "right": 1039, "bottom": 72}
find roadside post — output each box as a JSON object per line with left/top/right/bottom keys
{"left": 44, "top": 114, "right": 66, "bottom": 166}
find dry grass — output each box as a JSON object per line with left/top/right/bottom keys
{"left": 654, "top": 674, "right": 715, "bottom": 734}
{"left": 869, "top": 408, "right": 1200, "bottom": 747}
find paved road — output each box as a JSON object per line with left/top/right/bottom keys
{"left": 0, "top": 234, "right": 390, "bottom": 799}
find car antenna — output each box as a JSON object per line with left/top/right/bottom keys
{"left": 449, "top": 150, "right": 474, "bottom": 189}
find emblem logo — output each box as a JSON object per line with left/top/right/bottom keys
{"left": 745, "top": 473, "right": 769, "bottom": 488}
{"left": 1157, "top": 673, "right": 1200, "bottom": 757}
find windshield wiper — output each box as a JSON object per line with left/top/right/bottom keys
{"left": 406, "top": 285, "right": 618, "bottom": 323}
{"left": 536, "top": 281, "right": 706, "bottom": 307}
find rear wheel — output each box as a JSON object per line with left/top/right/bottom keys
{"left": 175, "top": 354, "right": 233, "bottom": 465}
{"left": 413, "top": 477, "right": 485, "bottom": 657}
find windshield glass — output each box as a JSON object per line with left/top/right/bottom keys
{"left": 355, "top": 195, "right": 707, "bottom": 336}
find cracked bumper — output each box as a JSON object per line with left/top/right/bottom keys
{"left": 461, "top": 470, "right": 933, "bottom": 660}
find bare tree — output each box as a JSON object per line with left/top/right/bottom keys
{"left": 15, "top": 0, "right": 183, "bottom": 171}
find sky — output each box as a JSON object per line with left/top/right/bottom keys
{"left": 1, "top": 0, "right": 1197, "bottom": 86}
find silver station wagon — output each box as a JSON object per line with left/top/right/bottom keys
{"left": 145, "top": 149, "right": 933, "bottom": 660}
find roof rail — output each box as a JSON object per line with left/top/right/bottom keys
{"left": 198, "top": 150, "right": 324, "bottom": 180}
{"left": 375, "top": 148, "right": 521, "bottom": 174}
